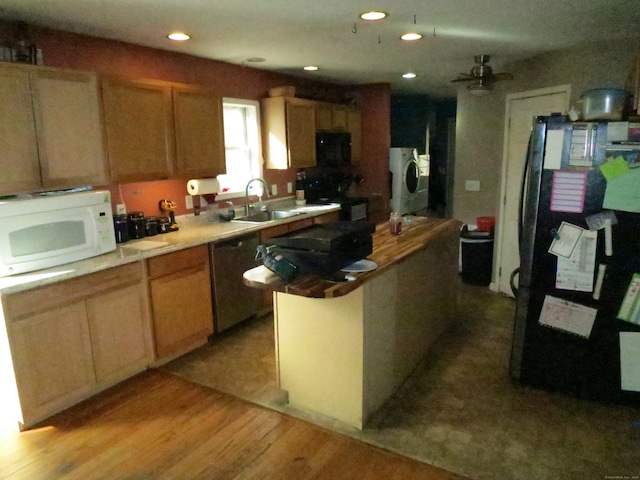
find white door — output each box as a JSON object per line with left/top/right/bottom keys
{"left": 495, "top": 86, "right": 571, "bottom": 297}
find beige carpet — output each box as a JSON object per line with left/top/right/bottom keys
{"left": 164, "top": 284, "right": 640, "bottom": 480}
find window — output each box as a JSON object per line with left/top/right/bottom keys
{"left": 216, "top": 98, "right": 262, "bottom": 199}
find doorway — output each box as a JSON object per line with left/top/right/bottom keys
{"left": 494, "top": 85, "right": 571, "bottom": 296}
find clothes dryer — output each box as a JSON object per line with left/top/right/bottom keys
{"left": 389, "top": 148, "right": 420, "bottom": 215}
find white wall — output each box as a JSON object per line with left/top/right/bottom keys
{"left": 452, "top": 37, "right": 640, "bottom": 224}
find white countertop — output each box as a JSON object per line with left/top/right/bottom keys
{"left": 0, "top": 203, "right": 340, "bottom": 295}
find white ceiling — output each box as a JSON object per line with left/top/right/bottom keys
{"left": 2, "top": 0, "right": 639, "bottom": 98}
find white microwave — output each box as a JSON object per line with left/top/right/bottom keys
{"left": 0, "top": 190, "right": 116, "bottom": 277}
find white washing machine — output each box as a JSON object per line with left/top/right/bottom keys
{"left": 390, "top": 148, "right": 428, "bottom": 215}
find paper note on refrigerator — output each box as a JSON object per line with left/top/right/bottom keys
{"left": 620, "top": 332, "right": 640, "bottom": 392}
{"left": 538, "top": 295, "right": 597, "bottom": 339}
{"left": 550, "top": 171, "right": 587, "bottom": 213}
{"left": 603, "top": 167, "right": 640, "bottom": 213}
{"left": 543, "top": 129, "right": 564, "bottom": 170}
{"left": 548, "top": 222, "right": 584, "bottom": 258}
{"left": 617, "top": 273, "right": 640, "bottom": 325}
{"left": 555, "top": 230, "right": 597, "bottom": 292}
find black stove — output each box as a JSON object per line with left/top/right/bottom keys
{"left": 302, "top": 173, "right": 368, "bottom": 221}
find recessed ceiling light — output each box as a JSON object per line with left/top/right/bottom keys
{"left": 402, "top": 72, "right": 417, "bottom": 79}
{"left": 360, "top": 11, "right": 387, "bottom": 21}
{"left": 400, "top": 33, "right": 423, "bottom": 41}
{"left": 246, "top": 57, "right": 266, "bottom": 63}
{"left": 168, "top": 32, "right": 190, "bottom": 41}
{"left": 304, "top": 65, "right": 319, "bottom": 71}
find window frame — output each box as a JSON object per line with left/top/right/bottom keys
{"left": 215, "top": 98, "right": 263, "bottom": 201}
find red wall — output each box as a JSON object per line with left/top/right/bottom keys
{"left": 4, "top": 24, "right": 391, "bottom": 220}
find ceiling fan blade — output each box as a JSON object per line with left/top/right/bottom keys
{"left": 493, "top": 72, "right": 514, "bottom": 81}
{"left": 450, "top": 74, "right": 474, "bottom": 83}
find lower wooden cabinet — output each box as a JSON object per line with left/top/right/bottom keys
{"left": 2, "top": 262, "right": 153, "bottom": 429}
{"left": 147, "top": 245, "right": 214, "bottom": 361}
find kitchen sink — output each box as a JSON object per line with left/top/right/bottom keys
{"left": 232, "top": 210, "right": 302, "bottom": 223}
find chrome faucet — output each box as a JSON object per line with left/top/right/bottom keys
{"left": 245, "top": 178, "right": 270, "bottom": 215}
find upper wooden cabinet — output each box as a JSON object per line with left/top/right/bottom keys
{"left": 347, "top": 107, "right": 362, "bottom": 164}
{"left": 173, "top": 86, "right": 226, "bottom": 178}
{"left": 0, "top": 64, "right": 107, "bottom": 196}
{"left": 102, "top": 78, "right": 226, "bottom": 182}
{"left": 262, "top": 96, "right": 316, "bottom": 169}
{"left": 101, "top": 78, "right": 175, "bottom": 183}
{"left": 316, "top": 102, "right": 347, "bottom": 131}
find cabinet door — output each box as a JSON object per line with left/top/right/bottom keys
{"left": 9, "top": 302, "right": 95, "bottom": 424}
{"left": 0, "top": 65, "right": 41, "bottom": 194}
{"left": 150, "top": 263, "right": 213, "bottom": 359}
{"left": 173, "top": 87, "right": 225, "bottom": 178}
{"left": 102, "top": 78, "right": 174, "bottom": 182}
{"left": 32, "top": 68, "right": 107, "bottom": 189}
{"left": 347, "top": 108, "right": 362, "bottom": 164}
{"left": 331, "top": 105, "right": 348, "bottom": 131}
{"left": 313, "top": 211, "right": 340, "bottom": 224}
{"left": 316, "top": 102, "right": 333, "bottom": 131}
{"left": 86, "top": 283, "right": 153, "bottom": 385}
{"left": 286, "top": 99, "right": 316, "bottom": 168}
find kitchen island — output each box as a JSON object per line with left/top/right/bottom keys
{"left": 244, "top": 217, "right": 462, "bottom": 429}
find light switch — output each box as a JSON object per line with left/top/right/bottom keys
{"left": 465, "top": 180, "right": 481, "bottom": 192}
{"left": 185, "top": 195, "right": 193, "bottom": 210}
{"left": 271, "top": 184, "right": 278, "bottom": 196}
{"left": 287, "top": 182, "right": 293, "bottom": 193}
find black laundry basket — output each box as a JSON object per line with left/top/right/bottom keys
{"left": 459, "top": 225, "right": 494, "bottom": 286}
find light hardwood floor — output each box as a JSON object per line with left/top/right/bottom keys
{"left": 0, "top": 370, "right": 468, "bottom": 480}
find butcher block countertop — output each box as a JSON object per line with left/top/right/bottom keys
{"left": 244, "top": 217, "right": 463, "bottom": 298}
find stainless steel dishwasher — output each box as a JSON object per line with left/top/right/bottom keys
{"left": 209, "top": 233, "right": 264, "bottom": 332}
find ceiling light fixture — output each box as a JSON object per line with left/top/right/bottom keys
{"left": 245, "top": 57, "right": 266, "bottom": 63}
{"left": 304, "top": 65, "right": 319, "bottom": 71}
{"left": 360, "top": 11, "right": 387, "bottom": 21}
{"left": 467, "top": 83, "right": 494, "bottom": 96}
{"left": 402, "top": 72, "right": 416, "bottom": 79}
{"left": 400, "top": 33, "right": 422, "bottom": 41}
{"left": 168, "top": 32, "right": 190, "bottom": 41}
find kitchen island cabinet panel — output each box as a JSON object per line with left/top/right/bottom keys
{"left": 147, "top": 245, "right": 213, "bottom": 360}
{"left": 173, "top": 87, "right": 226, "bottom": 178}
{"left": 102, "top": 78, "right": 175, "bottom": 182}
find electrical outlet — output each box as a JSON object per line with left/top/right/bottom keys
{"left": 287, "top": 182, "right": 293, "bottom": 193}
{"left": 271, "top": 184, "right": 278, "bottom": 196}
{"left": 116, "top": 203, "right": 126, "bottom": 215}
{"left": 185, "top": 195, "right": 194, "bottom": 210}
{"left": 465, "top": 180, "right": 481, "bottom": 192}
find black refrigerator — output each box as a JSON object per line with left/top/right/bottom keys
{"left": 510, "top": 114, "right": 640, "bottom": 405}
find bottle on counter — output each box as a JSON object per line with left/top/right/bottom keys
{"left": 296, "top": 171, "right": 306, "bottom": 202}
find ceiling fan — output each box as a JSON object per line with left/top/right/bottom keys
{"left": 451, "top": 55, "right": 514, "bottom": 95}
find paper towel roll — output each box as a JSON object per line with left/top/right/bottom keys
{"left": 187, "top": 178, "right": 220, "bottom": 196}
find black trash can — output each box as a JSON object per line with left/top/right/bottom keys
{"left": 459, "top": 225, "right": 494, "bottom": 286}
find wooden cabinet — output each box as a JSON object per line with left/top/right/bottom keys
{"left": 3, "top": 263, "right": 152, "bottom": 429}
{"left": 102, "top": 77, "right": 175, "bottom": 182}
{"left": 173, "top": 86, "right": 226, "bottom": 178}
{"left": 147, "top": 245, "right": 214, "bottom": 360}
{"left": 262, "top": 96, "right": 316, "bottom": 169}
{"left": 347, "top": 108, "right": 362, "bottom": 164}
{"left": 316, "top": 102, "right": 347, "bottom": 131}
{"left": 0, "top": 64, "right": 106, "bottom": 195}
{"left": 313, "top": 211, "right": 340, "bottom": 224}
{"left": 102, "top": 78, "right": 227, "bottom": 182}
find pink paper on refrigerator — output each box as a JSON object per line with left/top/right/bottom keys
{"left": 550, "top": 170, "right": 587, "bottom": 213}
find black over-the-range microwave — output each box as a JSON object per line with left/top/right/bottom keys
{"left": 316, "top": 131, "right": 351, "bottom": 168}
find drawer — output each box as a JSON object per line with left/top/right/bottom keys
{"left": 4, "top": 262, "right": 143, "bottom": 321}
{"left": 147, "top": 244, "right": 209, "bottom": 279}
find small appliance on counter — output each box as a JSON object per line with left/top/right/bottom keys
{"left": 262, "top": 221, "right": 375, "bottom": 275}
{"left": 159, "top": 199, "right": 179, "bottom": 232}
